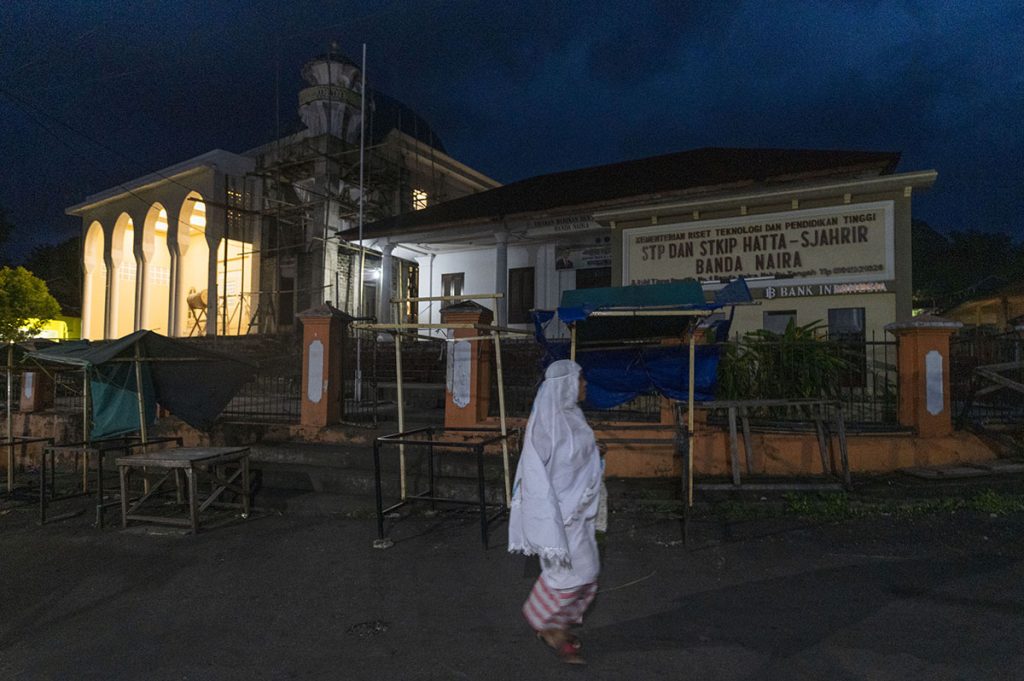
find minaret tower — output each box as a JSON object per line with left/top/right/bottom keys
{"left": 298, "top": 46, "right": 364, "bottom": 143}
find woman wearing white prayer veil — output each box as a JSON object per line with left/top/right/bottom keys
{"left": 508, "top": 359, "right": 604, "bottom": 665}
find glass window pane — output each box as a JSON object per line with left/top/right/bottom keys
{"left": 763, "top": 310, "right": 796, "bottom": 335}
{"left": 828, "top": 308, "right": 865, "bottom": 339}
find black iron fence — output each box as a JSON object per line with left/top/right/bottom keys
{"left": 218, "top": 326, "right": 384, "bottom": 426}
{"left": 5, "top": 331, "right": 903, "bottom": 432}
{"left": 53, "top": 370, "right": 86, "bottom": 412}
{"left": 341, "top": 326, "right": 381, "bottom": 425}
{"left": 487, "top": 342, "right": 666, "bottom": 423}
{"left": 488, "top": 340, "right": 543, "bottom": 420}
{"left": 370, "top": 331, "right": 446, "bottom": 421}
{"left": 951, "top": 331, "right": 1024, "bottom": 427}
{"left": 483, "top": 334, "right": 900, "bottom": 428}
{"left": 716, "top": 334, "right": 900, "bottom": 428}
{"left": 1, "top": 368, "right": 85, "bottom": 415}
{"left": 221, "top": 372, "right": 302, "bottom": 423}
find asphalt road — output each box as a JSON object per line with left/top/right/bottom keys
{"left": 2, "top": 502, "right": 1023, "bottom": 680}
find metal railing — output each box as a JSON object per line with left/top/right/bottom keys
{"left": 221, "top": 372, "right": 302, "bottom": 423}
{"left": 716, "top": 334, "right": 899, "bottom": 427}
{"left": 2, "top": 369, "right": 86, "bottom": 415}
{"left": 53, "top": 370, "right": 86, "bottom": 412}
{"left": 951, "top": 331, "right": 1024, "bottom": 426}
{"left": 484, "top": 335, "right": 900, "bottom": 428}
{"left": 489, "top": 340, "right": 543, "bottom": 420}
{"left": 342, "top": 326, "right": 381, "bottom": 425}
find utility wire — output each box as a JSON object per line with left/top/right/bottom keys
{"left": 1, "top": 84, "right": 336, "bottom": 248}
{"left": 0, "top": 86, "right": 207, "bottom": 237}
{"left": 6, "top": 27, "right": 101, "bottom": 77}
{"left": 1, "top": 55, "right": 439, "bottom": 258}
{"left": 0, "top": 78, "right": 393, "bottom": 283}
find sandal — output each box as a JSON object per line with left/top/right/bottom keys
{"left": 536, "top": 630, "right": 582, "bottom": 650}
{"left": 555, "top": 640, "right": 586, "bottom": 665}
{"left": 536, "top": 631, "right": 585, "bottom": 664}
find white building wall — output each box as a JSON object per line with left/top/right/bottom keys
{"left": 408, "top": 240, "right": 580, "bottom": 338}
{"left": 416, "top": 248, "right": 497, "bottom": 331}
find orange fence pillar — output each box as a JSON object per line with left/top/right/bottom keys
{"left": 297, "top": 304, "right": 351, "bottom": 428}
{"left": 885, "top": 316, "right": 962, "bottom": 438}
{"left": 19, "top": 372, "right": 54, "bottom": 412}
{"left": 441, "top": 302, "right": 494, "bottom": 428}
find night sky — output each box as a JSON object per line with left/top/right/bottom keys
{"left": 1, "top": 1, "right": 1021, "bottom": 263}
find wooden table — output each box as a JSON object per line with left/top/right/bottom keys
{"left": 117, "top": 447, "right": 251, "bottom": 533}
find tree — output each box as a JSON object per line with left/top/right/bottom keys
{"left": 0, "top": 266, "right": 62, "bottom": 342}
{"left": 911, "top": 220, "right": 1024, "bottom": 310}
{"left": 911, "top": 219, "right": 952, "bottom": 308}
{"left": 21, "top": 236, "right": 82, "bottom": 316}
{"left": 0, "top": 206, "right": 14, "bottom": 266}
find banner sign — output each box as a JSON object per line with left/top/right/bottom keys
{"left": 529, "top": 214, "right": 604, "bottom": 237}
{"left": 623, "top": 201, "right": 894, "bottom": 288}
{"left": 555, "top": 242, "right": 612, "bottom": 270}
{"left": 760, "top": 281, "right": 889, "bottom": 299}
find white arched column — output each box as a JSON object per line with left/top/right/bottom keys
{"left": 164, "top": 203, "right": 183, "bottom": 336}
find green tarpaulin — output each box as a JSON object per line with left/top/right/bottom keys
{"left": 27, "top": 331, "right": 256, "bottom": 439}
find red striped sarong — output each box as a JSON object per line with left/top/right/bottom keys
{"left": 522, "top": 575, "right": 598, "bottom": 631}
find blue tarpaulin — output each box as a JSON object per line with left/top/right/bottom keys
{"left": 533, "top": 279, "right": 752, "bottom": 409}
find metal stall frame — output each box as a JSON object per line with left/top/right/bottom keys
{"left": 38, "top": 435, "right": 184, "bottom": 526}
{"left": 27, "top": 352, "right": 153, "bottom": 520}
{"left": 372, "top": 426, "right": 512, "bottom": 548}
{"left": 24, "top": 351, "right": 209, "bottom": 525}
{"left": 568, "top": 307, "right": 712, "bottom": 508}
{"left": 354, "top": 292, "right": 532, "bottom": 548}
{"left": 3, "top": 341, "right": 58, "bottom": 497}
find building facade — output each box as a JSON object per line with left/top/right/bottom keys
{"left": 348, "top": 148, "right": 936, "bottom": 341}
{"left": 66, "top": 52, "right": 498, "bottom": 340}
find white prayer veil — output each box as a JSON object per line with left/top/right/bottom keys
{"left": 508, "top": 360, "right": 602, "bottom": 571}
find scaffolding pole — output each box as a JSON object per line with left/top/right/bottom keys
{"left": 687, "top": 330, "right": 696, "bottom": 507}
{"left": 492, "top": 328, "right": 511, "bottom": 505}
{"left": 394, "top": 320, "right": 406, "bottom": 500}
{"left": 355, "top": 42, "right": 367, "bottom": 402}
{"left": 5, "top": 342, "right": 12, "bottom": 493}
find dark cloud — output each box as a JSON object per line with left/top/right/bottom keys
{"left": 0, "top": 0, "right": 1021, "bottom": 261}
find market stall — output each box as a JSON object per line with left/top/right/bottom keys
{"left": 534, "top": 278, "right": 754, "bottom": 505}
{"left": 24, "top": 330, "right": 256, "bottom": 525}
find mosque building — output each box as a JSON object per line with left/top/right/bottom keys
{"left": 66, "top": 51, "right": 497, "bottom": 339}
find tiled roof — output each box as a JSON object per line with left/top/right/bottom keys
{"left": 346, "top": 147, "right": 900, "bottom": 240}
